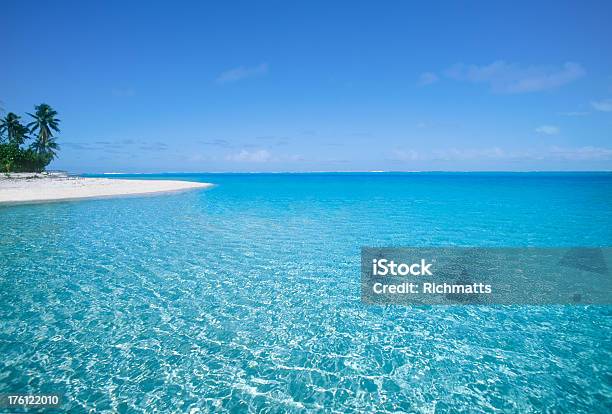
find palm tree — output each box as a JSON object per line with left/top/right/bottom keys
{"left": 27, "top": 103, "right": 61, "bottom": 159}
{"left": 0, "top": 112, "right": 29, "bottom": 146}
{"left": 32, "top": 136, "right": 60, "bottom": 160}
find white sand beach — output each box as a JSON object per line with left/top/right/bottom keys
{"left": 0, "top": 173, "right": 212, "bottom": 204}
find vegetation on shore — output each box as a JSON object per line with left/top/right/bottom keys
{"left": 0, "top": 104, "right": 61, "bottom": 173}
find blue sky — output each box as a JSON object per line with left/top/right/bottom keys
{"left": 2, "top": 0, "right": 611, "bottom": 172}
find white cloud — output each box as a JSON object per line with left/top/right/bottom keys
{"left": 216, "top": 63, "right": 269, "bottom": 84}
{"left": 390, "top": 146, "right": 612, "bottom": 162}
{"left": 225, "top": 149, "right": 272, "bottom": 162}
{"left": 445, "top": 61, "right": 585, "bottom": 93}
{"left": 591, "top": 98, "right": 612, "bottom": 112}
{"left": 535, "top": 125, "right": 560, "bottom": 135}
{"left": 549, "top": 146, "right": 612, "bottom": 161}
{"left": 432, "top": 147, "right": 506, "bottom": 160}
{"left": 418, "top": 72, "right": 438, "bottom": 86}
{"left": 391, "top": 149, "right": 421, "bottom": 161}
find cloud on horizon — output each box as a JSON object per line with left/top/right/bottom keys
{"left": 216, "top": 63, "right": 269, "bottom": 84}
{"left": 548, "top": 146, "right": 612, "bottom": 161}
{"left": 224, "top": 148, "right": 308, "bottom": 164}
{"left": 444, "top": 61, "right": 585, "bottom": 93}
{"left": 225, "top": 149, "right": 272, "bottom": 162}
{"left": 390, "top": 146, "right": 612, "bottom": 162}
{"left": 391, "top": 149, "right": 421, "bottom": 161}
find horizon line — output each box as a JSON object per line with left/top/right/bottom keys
{"left": 72, "top": 170, "right": 612, "bottom": 175}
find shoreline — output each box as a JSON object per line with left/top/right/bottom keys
{"left": 0, "top": 174, "right": 212, "bottom": 205}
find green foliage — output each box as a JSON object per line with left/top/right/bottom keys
{"left": 0, "top": 144, "right": 49, "bottom": 173}
{"left": 0, "top": 113, "right": 30, "bottom": 146}
{"left": 0, "top": 143, "right": 20, "bottom": 173}
{"left": 0, "top": 103, "right": 61, "bottom": 172}
{"left": 28, "top": 103, "right": 61, "bottom": 160}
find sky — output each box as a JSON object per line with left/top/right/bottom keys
{"left": 1, "top": 0, "right": 612, "bottom": 172}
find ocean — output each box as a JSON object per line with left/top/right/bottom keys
{"left": 1, "top": 172, "right": 611, "bottom": 412}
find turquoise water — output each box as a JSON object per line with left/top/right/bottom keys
{"left": 1, "top": 172, "right": 611, "bottom": 412}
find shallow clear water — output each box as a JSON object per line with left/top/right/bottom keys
{"left": 1, "top": 173, "right": 611, "bottom": 413}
